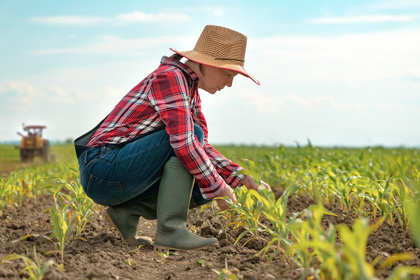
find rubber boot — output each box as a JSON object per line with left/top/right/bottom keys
{"left": 154, "top": 157, "right": 218, "bottom": 251}
{"left": 102, "top": 197, "right": 157, "bottom": 245}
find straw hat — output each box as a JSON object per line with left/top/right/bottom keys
{"left": 170, "top": 25, "right": 260, "bottom": 85}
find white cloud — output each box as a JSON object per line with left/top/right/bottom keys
{"left": 115, "top": 11, "right": 190, "bottom": 22}
{"left": 0, "top": 81, "right": 44, "bottom": 113}
{"left": 3, "top": 24, "right": 420, "bottom": 146}
{"left": 182, "top": 6, "right": 226, "bottom": 17}
{"left": 240, "top": 90, "right": 402, "bottom": 115}
{"left": 30, "top": 35, "right": 194, "bottom": 55}
{"left": 368, "top": 0, "right": 420, "bottom": 9}
{"left": 0, "top": 84, "right": 7, "bottom": 94}
{"left": 354, "top": 103, "right": 371, "bottom": 110}
{"left": 307, "top": 14, "right": 414, "bottom": 24}
{"left": 32, "top": 27, "right": 420, "bottom": 86}
{"left": 104, "top": 86, "right": 125, "bottom": 98}
{"left": 28, "top": 16, "right": 106, "bottom": 26}
{"left": 403, "top": 70, "right": 420, "bottom": 81}
{"left": 205, "top": 7, "right": 225, "bottom": 17}
{"left": 248, "top": 28, "right": 420, "bottom": 84}
{"left": 312, "top": 96, "right": 346, "bottom": 109}
{"left": 28, "top": 10, "right": 191, "bottom": 26}
{"left": 7, "top": 81, "right": 37, "bottom": 96}
{"left": 49, "top": 86, "right": 75, "bottom": 104}
{"left": 199, "top": 26, "right": 420, "bottom": 146}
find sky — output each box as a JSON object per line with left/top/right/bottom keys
{"left": 1, "top": 0, "right": 419, "bottom": 147}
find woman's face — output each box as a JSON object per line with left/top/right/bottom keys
{"left": 197, "top": 65, "right": 238, "bottom": 94}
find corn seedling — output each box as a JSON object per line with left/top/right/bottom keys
{"left": 128, "top": 245, "right": 145, "bottom": 258}
{"left": 44, "top": 190, "right": 86, "bottom": 262}
{"left": 387, "top": 266, "right": 420, "bottom": 280}
{"left": 288, "top": 203, "right": 338, "bottom": 279}
{"left": 2, "top": 144, "right": 420, "bottom": 278}
{"left": 54, "top": 175, "right": 97, "bottom": 236}
{"left": 198, "top": 259, "right": 212, "bottom": 267}
{"left": 221, "top": 185, "right": 267, "bottom": 236}
{"left": 221, "top": 182, "right": 300, "bottom": 263}
{"left": 47, "top": 203, "right": 79, "bottom": 262}
{"left": 1, "top": 246, "right": 63, "bottom": 280}
{"left": 124, "top": 258, "right": 138, "bottom": 266}
{"left": 212, "top": 259, "right": 240, "bottom": 280}
{"left": 334, "top": 218, "right": 381, "bottom": 279}
{"left": 155, "top": 250, "right": 171, "bottom": 264}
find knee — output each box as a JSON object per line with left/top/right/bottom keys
{"left": 193, "top": 125, "right": 204, "bottom": 145}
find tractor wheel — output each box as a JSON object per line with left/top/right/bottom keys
{"left": 20, "top": 149, "right": 33, "bottom": 162}
{"left": 42, "top": 141, "right": 51, "bottom": 162}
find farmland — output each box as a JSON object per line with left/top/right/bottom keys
{"left": 0, "top": 143, "right": 420, "bottom": 279}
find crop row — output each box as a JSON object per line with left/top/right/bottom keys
{"left": 216, "top": 145, "right": 420, "bottom": 279}
{"left": 1, "top": 144, "right": 420, "bottom": 279}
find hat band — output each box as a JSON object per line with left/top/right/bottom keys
{"left": 214, "top": 58, "right": 245, "bottom": 62}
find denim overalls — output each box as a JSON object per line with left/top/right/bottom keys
{"left": 74, "top": 120, "right": 210, "bottom": 207}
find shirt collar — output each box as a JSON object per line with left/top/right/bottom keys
{"left": 160, "top": 56, "right": 198, "bottom": 81}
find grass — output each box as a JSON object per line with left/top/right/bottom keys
{"left": 0, "top": 144, "right": 77, "bottom": 178}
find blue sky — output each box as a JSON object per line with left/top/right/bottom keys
{"left": 1, "top": 0, "right": 419, "bottom": 147}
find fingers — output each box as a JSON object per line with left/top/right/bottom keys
{"left": 242, "top": 176, "right": 272, "bottom": 192}
{"left": 260, "top": 180, "right": 272, "bottom": 191}
{"left": 217, "top": 178, "right": 273, "bottom": 211}
{"left": 216, "top": 198, "right": 229, "bottom": 211}
{"left": 216, "top": 185, "right": 237, "bottom": 210}
{"left": 242, "top": 175, "right": 258, "bottom": 190}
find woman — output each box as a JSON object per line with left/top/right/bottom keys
{"left": 74, "top": 25, "right": 270, "bottom": 252}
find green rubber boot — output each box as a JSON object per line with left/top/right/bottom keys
{"left": 154, "top": 157, "right": 218, "bottom": 252}
{"left": 102, "top": 197, "right": 157, "bottom": 245}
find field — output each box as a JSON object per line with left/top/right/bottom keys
{"left": 1, "top": 143, "right": 420, "bottom": 280}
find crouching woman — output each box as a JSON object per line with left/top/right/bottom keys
{"left": 74, "top": 25, "right": 270, "bottom": 252}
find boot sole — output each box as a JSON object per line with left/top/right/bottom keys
{"left": 154, "top": 242, "right": 215, "bottom": 252}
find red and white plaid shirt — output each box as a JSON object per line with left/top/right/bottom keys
{"left": 87, "top": 56, "right": 245, "bottom": 199}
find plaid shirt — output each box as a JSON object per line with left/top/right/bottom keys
{"left": 87, "top": 56, "right": 245, "bottom": 199}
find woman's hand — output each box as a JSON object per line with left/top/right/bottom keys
{"left": 240, "top": 175, "right": 272, "bottom": 191}
{"left": 216, "top": 184, "right": 236, "bottom": 211}
{"left": 216, "top": 176, "right": 272, "bottom": 211}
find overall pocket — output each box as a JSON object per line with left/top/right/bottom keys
{"left": 84, "top": 145, "right": 123, "bottom": 206}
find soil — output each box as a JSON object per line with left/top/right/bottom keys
{"left": 0, "top": 188, "right": 419, "bottom": 280}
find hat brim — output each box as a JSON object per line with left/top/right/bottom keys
{"left": 170, "top": 48, "right": 260, "bottom": 85}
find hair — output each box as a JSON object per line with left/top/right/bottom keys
{"left": 170, "top": 54, "right": 183, "bottom": 61}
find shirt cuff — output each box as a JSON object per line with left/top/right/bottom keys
{"left": 225, "top": 168, "right": 246, "bottom": 188}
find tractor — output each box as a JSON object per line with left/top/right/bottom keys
{"left": 16, "top": 125, "right": 51, "bottom": 162}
